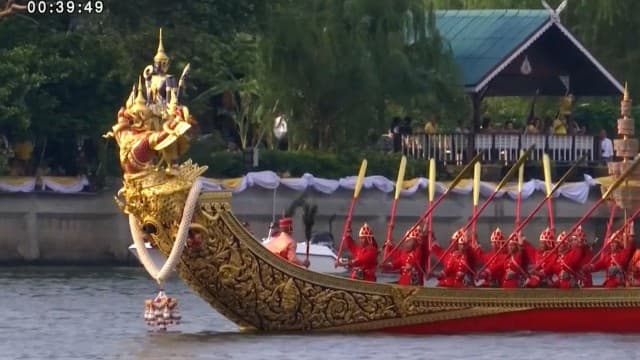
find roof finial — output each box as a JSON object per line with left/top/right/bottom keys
{"left": 541, "top": 0, "right": 567, "bottom": 22}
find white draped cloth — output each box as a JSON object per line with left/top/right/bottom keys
{"left": 0, "top": 172, "right": 599, "bottom": 203}
{"left": 199, "top": 171, "right": 600, "bottom": 204}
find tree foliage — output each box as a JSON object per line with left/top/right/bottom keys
{"left": 259, "top": 0, "right": 462, "bottom": 150}
{"left": 0, "top": 0, "right": 638, "bottom": 175}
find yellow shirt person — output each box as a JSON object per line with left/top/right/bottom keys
{"left": 553, "top": 118, "right": 567, "bottom": 135}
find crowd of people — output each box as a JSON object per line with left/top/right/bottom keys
{"left": 264, "top": 217, "right": 639, "bottom": 289}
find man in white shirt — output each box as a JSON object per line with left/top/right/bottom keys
{"left": 599, "top": 129, "right": 614, "bottom": 164}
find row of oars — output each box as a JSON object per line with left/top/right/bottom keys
{"left": 336, "top": 152, "right": 640, "bottom": 278}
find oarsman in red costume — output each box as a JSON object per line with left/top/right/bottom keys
{"left": 582, "top": 230, "right": 634, "bottom": 288}
{"left": 264, "top": 217, "right": 310, "bottom": 268}
{"left": 431, "top": 229, "right": 474, "bottom": 287}
{"left": 523, "top": 227, "right": 557, "bottom": 288}
{"left": 501, "top": 233, "right": 529, "bottom": 288}
{"left": 383, "top": 227, "right": 424, "bottom": 286}
{"left": 476, "top": 227, "right": 508, "bottom": 287}
{"left": 626, "top": 249, "right": 640, "bottom": 287}
{"left": 572, "top": 226, "right": 593, "bottom": 287}
{"left": 338, "top": 223, "right": 379, "bottom": 282}
{"left": 549, "top": 231, "right": 584, "bottom": 289}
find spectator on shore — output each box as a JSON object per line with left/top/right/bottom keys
{"left": 504, "top": 120, "right": 519, "bottom": 134}
{"left": 543, "top": 116, "right": 554, "bottom": 135}
{"left": 424, "top": 116, "right": 438, "bottom": 134}
{"left": 390, "top": 117, "right": 402, "bottom": 152}
{"left": 480, "top": 116, "right": 493, "bottom": 133}
{"left": 401, "top": 116, "right": 413, "bottom": 136}
{"left": 599, "top": 129, "right": 614, "bottom": 164}
{"left": 524, "top": 117, "right": 540, "bottom": 134}
{"left": 553, "top": 115, "right": 568, "bottom": 135}
{"left": 568, "top": 117, "right": 581, "bottom": 135}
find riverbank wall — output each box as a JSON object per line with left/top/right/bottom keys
{"left": 0, "top": 185, "right": 630, "bottom": 264}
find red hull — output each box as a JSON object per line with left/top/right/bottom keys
{"left": 383, "top": 308, "right": 640, "bottom": 334}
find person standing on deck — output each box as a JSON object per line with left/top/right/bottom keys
{"left": 264, "top": 217, "right": 310, "bottom": 268}
{"left": 383, "top": 227, "right": 424, "bottom": 286}
{"left": 338, "top": 223, "right": 379, "bottom": 282}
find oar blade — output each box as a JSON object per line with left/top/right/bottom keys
{"left": 543, "top": 153, "right": 553, "bottom": 196}
{"left": 428, "top": 158, "right": 436, "bottom": 202}
{"left": 517, "top": 149, "right": 525, "bottom": 193}
{"left": 494, "top": 145, "right": 534, "bottom": 191}
{"left": 394, "top": 156, "right": 407, "bottom": 200}
{"left": 473, "top": 161, "right": 481, "bottom": 206}
{"left": 354, "top": 159, "right": 368, "bottom": 199}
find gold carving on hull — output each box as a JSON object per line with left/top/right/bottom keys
{"left": 138, "top": 189, "right": 640, "bottom": 332}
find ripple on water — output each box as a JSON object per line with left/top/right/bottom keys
{"left": 1, "top": 267, "right": 639, "bottom": 360}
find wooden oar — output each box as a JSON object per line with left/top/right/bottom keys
{"left": 335, "top": 159, "right": 368, "bottom": 266}
{"left": 428, "top": 146, "right": 533, "bottom": 274}
{"left": 383, "top": 156, "right": 407, "bottom": 259}
{"left": 426, "top": 158, "right": 436, "bottom": 276}
{"left": 471, "top": 161, "right": 481, "bottom": 246}
{"left": 381, "top": 152, "right": 483, "bottom": 265}
{"left": 531, "top": 154, "right": 640, "bottom": 273}
{"left": 604, "top": 201, "right": 618, "bottom": 245}
{"left": 515, "top": 149, "right": 525, "bottom": 227}
{"left": 542, "top": 153, "right": 555, "bottom": 231}
{"left": 476, "top": 154, "right": 587, "bottom": 277}
{"left": 588, "top": 205, "right": 640, "bottom": 265}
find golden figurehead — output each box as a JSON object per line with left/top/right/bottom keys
{"left": 143, "top": 28, "right": 191, "bottom": 116}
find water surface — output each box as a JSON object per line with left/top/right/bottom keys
{"left": 0, "top": 267, "right": 637, "bottom": 360}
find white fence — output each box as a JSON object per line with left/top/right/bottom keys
{"left": 401, "top": 133, "right": 596, "bottom": 164}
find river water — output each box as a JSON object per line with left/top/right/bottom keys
{"left": 1, "top": 266, "right": 638, "bottom": 360}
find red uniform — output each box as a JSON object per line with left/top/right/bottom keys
{"left": 550, "top": 232, "right": 583, "bottom": 289}
{"left": 386, "top": 228, "right": 424, "bottom": 286}
{"left": 343, "top": 223, "right": 378, "bottom": 282}
{"left": 500, "top": 236, "right": 528, "bottom": 288}
{"left": 573, "top": 226, "right": 593, "bottom": 287}
{"left": 477, "top": 228, "right": 508, "bottom": 287}
{"left": 626, "top": 249, "right": 640, "bottom": 287}
{"left": 585, "top": 233, "right": 633, "bottom": 288}
{"left": 431, "top": 229, "right": 474, "bottom": 287}
{"left": 523, "top": 227, "right": 557, "bottom": 288}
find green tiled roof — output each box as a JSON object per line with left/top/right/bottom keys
{"left": 435, "top": 10, "right": 550, "bottom": 88}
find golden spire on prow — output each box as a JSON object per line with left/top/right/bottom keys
{"left": 125, "top": 84, "right": 136, "bottom": 109}
{"left": 154, "top": 28, "right": 169, "bottom": 63}
{"left": 130, "top": 77, "right": 148, "bottom": 114}
{"left": 624, "top": 82, "right": 629, "bottom": 101}
{"left": 167, "top": 88, "right": 178, "bottom": 113}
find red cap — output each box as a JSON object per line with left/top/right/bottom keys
{"left": 405, "top": 227, "right": 421, "bottom": 240}
{"left": 279, "top": 217, "right": 293, "bottom": 229}
{"left": 359, "top": 223, "right": 374, "bottom": 238}
{"left": 490, "top": 227, "right": 505, "bottom": 243}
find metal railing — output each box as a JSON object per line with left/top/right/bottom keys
{"left": 400, "top": 133, "right": 597, "bottom": 165}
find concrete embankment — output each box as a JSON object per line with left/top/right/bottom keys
{"left": 0, "top": 186, "right": 630, "bottom": 264}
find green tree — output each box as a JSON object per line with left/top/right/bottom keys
{"left": 259, "top": 0, "right": 461, "bottom": 150}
